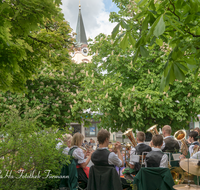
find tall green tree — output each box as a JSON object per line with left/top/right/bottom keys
{"left": 111, "top": 0, "right": 200, "bottom": 91}
{"left": 0, "top": 0, "right": 73, "bottom": 91}
{"left": 0, "top": 62, "right": 87, "bottom": 128}
{"left": 73, "top": 33, "right": 200, "bottom": 132}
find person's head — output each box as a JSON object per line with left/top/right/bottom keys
{"left": 71, "top": 133, "right": 84, "bottom": 147}
{"left": 62, "top": 134, "right": 72, "bottom": 147}
{"left": 90, "top": 138, "right": 93, "bottom": 143}
{"left": 152, "top": 134, "right": 163, "bottom": 148}
{"left": 97, "top": 129, "right": 110, "bottom": 146}
{"left": 194, "top": 128, "right": 200, "bottom": 135}
{"left": 84, "top": 140, "right": 87, "bottom": 143}
{"left": 189, "top": 131, "right": 198, "bottom": 143}
{"left": 136, "top": 131, "right": 145, "bottom": 142}
{"left": 162, "top": 125, "right": 172, "bottom": 137}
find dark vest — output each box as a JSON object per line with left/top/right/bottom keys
{"left": 69, "top": 147, "right": 79, "bottom": 165}
{"left": 145, "top": 151, "right": 164, "bottom": 167}
{"left": 91, "top": 149, "right": 111, "bottom": 166}
{"left": 163, "top": 137, "right": 180, "bottom": 153}
{"left": 135, "top": 143, "right": 152, "bottom": 155}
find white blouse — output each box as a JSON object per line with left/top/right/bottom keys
{"left": 71, "top": 146, "right": 86, "bottom": 164}
{"left": 63, "top": 147, "right": 70, "bottom": 155}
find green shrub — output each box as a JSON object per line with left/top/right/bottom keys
{"left": 0, "top": 104, "right": 70, "bottom": 190}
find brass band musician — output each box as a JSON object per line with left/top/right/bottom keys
{"left": 161, "top": 125, "right": 180, "bottom": 152}
{"left": 91, "top": 129, "right": 123, "bottom": 167}
{"left": 145, "top": 134, "right": 168, "bottom": 168}
{"left": 188, "top": 131, "right": 199, "bottom": 156}
{"left": 129, "top": 131, "right": 151, "bottom": 172}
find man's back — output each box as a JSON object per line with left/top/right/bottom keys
{"left": 163, "top": 137, "right": 179, "bottom": 152}
{"left": 135, "top": 143, "right": 152, "bottom": 155}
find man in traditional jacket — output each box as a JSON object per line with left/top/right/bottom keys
{"left": 88, "top": 129, "right": 124, "bottom": 190}
{"left": 162, "top": 125, "right": 180, "bottom": 152}
{"left": 130, "top": 131, "right": 152, "bottom": 171}
{"left": 145, "top": 134, "right": 168, "bottom": 168}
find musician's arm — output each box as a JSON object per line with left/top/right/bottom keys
{"left": 117, "top": 149, "right": 124, "bottom": 167}
{"left": 75, "top": 148, "right": 93, "bottom": 169}
{"left": 161, "top": 141, "right": 165, "bottom": 150}
{"left": 80, "top": 155, "right": 92, "bottom": 169}
{"left": 160, "top": 154, "right": 168, "bottom": 168}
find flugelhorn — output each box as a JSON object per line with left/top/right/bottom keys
{"left": 147, "top": 124, "right": 159, "bottom": 135}
{"left": 123, "top": 129, "right": 137, "bottom": 147}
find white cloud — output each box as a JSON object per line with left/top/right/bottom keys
{"left": 61, "top": 0, "right": 116, "bottom": 40}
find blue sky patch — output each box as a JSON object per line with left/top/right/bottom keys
{"left": 103, "top": 0, "right": 119, "bottom": 12}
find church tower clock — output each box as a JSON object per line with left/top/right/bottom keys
{"left": 71, "top": 3, "right": 92, "bottom": 64}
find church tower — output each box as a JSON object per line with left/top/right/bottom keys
{"left": 71, "top": 3, "right": 92, "bottom": 64}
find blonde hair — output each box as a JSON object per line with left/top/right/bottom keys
{"left": 71, "top": 133, "right": 84, "bottom": 146}
{"left": 162, "top": 125, "right": 172, "bottom": 135}
{"left": 62, "top": 134, "right": 72, "bottom": 143}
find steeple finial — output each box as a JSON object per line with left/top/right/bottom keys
{"left": 79, "top": 1, "right": 81, "bottom": 9}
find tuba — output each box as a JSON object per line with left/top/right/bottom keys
{"left": 123, "top": 129, "right": 137, "bottom": 147}
{"left": 170, "top": 167, "right": 185, "bottom": 185}
{"left": 146, "top": 124, "right": 159, "bottom": 135}
{"left": 174, "top": 130, "right": 188, "bottom": 156}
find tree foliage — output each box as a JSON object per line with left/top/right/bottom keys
{"left": 0, "top": 104, "right": 69, "bottom": 190}
{"left": 111, "top": 0, "right": 200, "bottom": 91}
{"left": 0, "top": 62, "right": 88, "bottom": 128}
{"left": 0, "top": 0, "right": 73, "bottom": 92}
{"left": 73, "top": 33, "right": 200, "bottom": 132}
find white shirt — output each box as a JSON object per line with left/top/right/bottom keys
{"left": 71, "top": 146, "right": 87, "bottom": 164}
{"left": 56, "top": 140, "right": 70, "bottom": 155}
{"left": 189, "top": 141, "right": 199, "bottom": 156}
{"left": 191, "top": 151, "right": 200, "bottom": 159}
{"left": 145, "top": 147, "right": 168, "bottom": 168}
{"left": 56, "top": 141, "right": 63, "bottom": 150}
{"left": 97, "top": 147, "right": 122, "bottom": 167}
{"left": 63, "top": 147, "right": 70, "bottom": 155}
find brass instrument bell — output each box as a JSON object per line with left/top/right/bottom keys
{"left": 174, "top": 130, "right": 188, "bottom": 155}
{"left": 146, "top": 124, "right": 159, "bottom": 135}
{"left": 125, "top": 142, "right": 131, "bottom": 150}
{"left": 123, "top": 129, "right": 137, "bottom": 147}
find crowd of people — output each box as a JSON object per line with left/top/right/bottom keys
{"left": 56, "top": 125, "right": 200, "bottom": 189}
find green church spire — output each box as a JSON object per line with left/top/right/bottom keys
{"left": 76, "top": 3, "right": 88, "bottom": 46}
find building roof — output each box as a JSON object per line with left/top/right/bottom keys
{"left": 76, "top": 4, "right": 88, "bottom": 46}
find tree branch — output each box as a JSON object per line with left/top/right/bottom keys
{"left": 28, "top": 35, "right": 48, "bottom": 44}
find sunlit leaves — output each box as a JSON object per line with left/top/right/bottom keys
{"left": 0, "top": 1, "right": 70, "bottom": 92}
{"left": 153, "top": 15, "right": 165, "bottom": 37}
{"left": 111, "top": 0, "right": 200, "bottom": 91}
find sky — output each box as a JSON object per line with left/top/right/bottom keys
{"left": 61, "top": 0, "right": 119, "bottom": 40}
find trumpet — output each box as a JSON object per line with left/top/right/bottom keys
{"left": 147, "top": 124, "right": 159, "bottom": 135}
{"left": 108, "top": 143, "right": 117, "bottom": 152}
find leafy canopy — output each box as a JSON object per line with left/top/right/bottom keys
{"left": 111, "top": 0, "right": 200, "bottom": 91}
{"left": 0, "top": 0, "right": 73, "bottom": 92}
